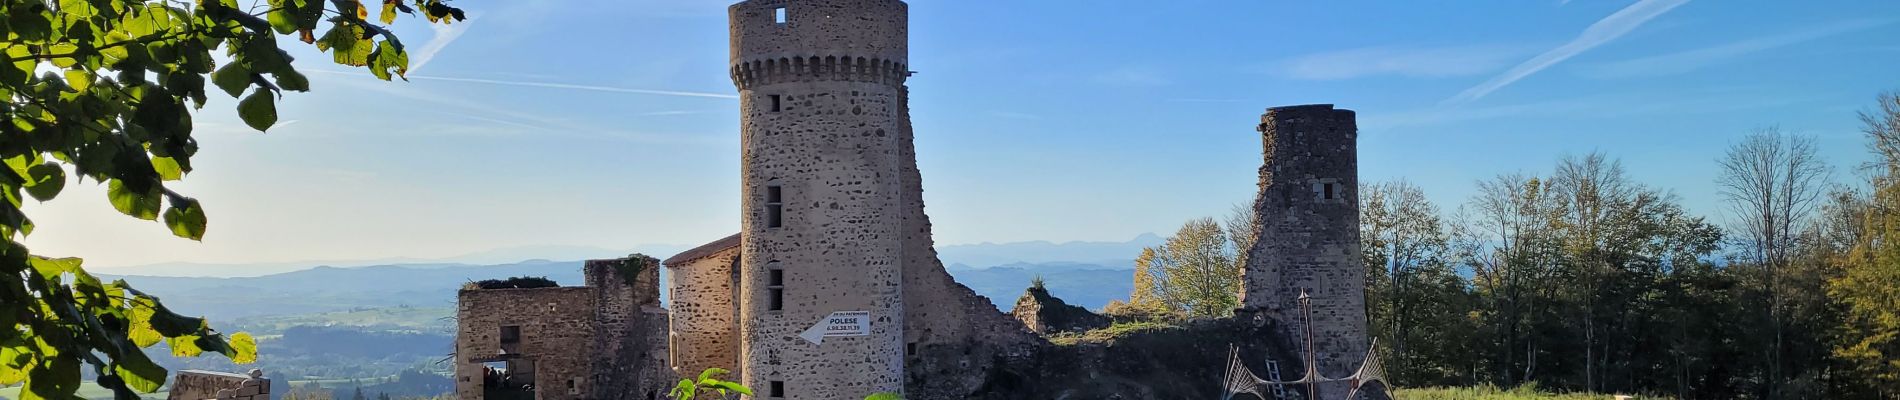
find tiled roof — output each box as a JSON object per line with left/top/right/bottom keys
{"left": 662, "top": 233, "right": 742, "bottom": 266}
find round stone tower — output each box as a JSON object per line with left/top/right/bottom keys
{"left": 729, "top": 0, "right": 910, "bottom": 398}
{"left": 1239, "top": 104, "right": 1368, "bottom": 394}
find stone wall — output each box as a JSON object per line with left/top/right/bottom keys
{"left": 664, "top": 237, "right": 743, "bottom": 378}
{"left": 731, "top": 0, "right": 914, "bottom": 398}
{"left": 454, "top": 287, "right": 597, "bottom": 400}
{"left": 893, "top": 80, "right": 1041, "bottom": 399}
{"left": 167, "top": 370, "right": 267, "bottom": 400}
{"left": 585, "top": 256, "right": 675, "bottom": 400}
{"left": 1240, "top": 104, "right": 1369, "bottom": 395}
{"left": 453, "top": 255, "right": 675, "bottom": 400}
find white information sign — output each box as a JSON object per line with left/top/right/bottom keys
{"left": 799, "top": 311, "right": 871, "bottom": 345}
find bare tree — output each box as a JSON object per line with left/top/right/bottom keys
{"left": 1860, "top": 92, "right": 1900, "bottom": 172}
{"left": 1715, "top": 127, "right": 1831, "bottom": 398}
{"left": 1226, "top": 202, "right": 1260, "bottom": 269}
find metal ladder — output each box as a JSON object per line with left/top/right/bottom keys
{"left": 1264, "top": 359, "right": 1289, "bottom": 400}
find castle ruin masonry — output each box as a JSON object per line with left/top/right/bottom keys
{"left": 1238, "top": 104, "right": 1370, "bottom": 396}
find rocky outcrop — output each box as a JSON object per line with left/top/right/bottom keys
{"left": 1010, "top": 284, "right": 1110, "bottom": 335}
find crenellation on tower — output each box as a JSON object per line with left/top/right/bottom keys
{"left": 730, "top": 0, "right": 916, "bottom": 397}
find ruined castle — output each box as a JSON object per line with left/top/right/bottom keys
{"left": 1241, "top": 105, "right": 1370, "bottom": 396}
{"left": 451, "top": 1, "right": 1369, "bottom": 399}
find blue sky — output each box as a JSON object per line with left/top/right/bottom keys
{"left": 24, "top": 0, "right": 1900, "bottom": 268}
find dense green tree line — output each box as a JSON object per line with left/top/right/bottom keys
{"left": 1357, "top": 92, "right": 1900, "bottom": 399}
{"left": 1127, "top": 93, "right": 1900, "bottom": 399}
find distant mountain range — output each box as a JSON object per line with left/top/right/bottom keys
{"left": 936, "top": 233, "right": 1162, "bottom": 269}
{"left": 96, "top": 235, "right": 1160, "bottom": 322}
{"left": 95, "top": 234, "right": 1161, "bottom": 279}
{"left": 90, "top": 244, "right": 695, "bottom": 278}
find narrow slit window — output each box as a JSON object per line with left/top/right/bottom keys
{"left": 765, "top": 185, "right": 783, "bottom": 228}
{"left": 768, "top": 94, "right": 782, "bottom": 112}
{"left": 769, "top": 381, "right": 786, "bottom": 397}
{"left": 1323, "top": 183, "right": 1336, "bottom": 200}
{"left": 767, "top": 263, "right": 786, "bottom": 311}
{"left": 774, "top": 7, "right": 787, "bottom": 24}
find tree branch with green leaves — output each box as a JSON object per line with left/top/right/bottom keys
{"left": 0, "top": 0, "right": 464, "bottom": 398}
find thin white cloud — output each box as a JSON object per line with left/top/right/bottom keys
{"left": 1372, "top": 90, "right": 1816, "bottom": 129}
{"left": 318, "top": 75, "right": 725, "bottom": 144}
{"left": 404, "top": 75, "right": 738, "bottom": 99}
{"left": 308, "top": 69, "right": 737, "bottom": 100}
{"left": 1586, "top": 19, "right": 1892, "bottom": 78}
{"left": 408, "top": 15, "right": 477, "bottom": 75}
{"left": 636, "top": 110, "right": 707, "bottom": 117}
{"left": 1278, "top": 45, "right": 1532, "bottom": 81}
{"left": 1443, "top": 0, "right": 1692, "bottom": 105}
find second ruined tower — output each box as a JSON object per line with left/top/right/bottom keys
{"left": 1240, "top": 104, "right": 1369, "bottom": 392}
{"left": 729, "top": 0, "right": 910, "bottom": 398}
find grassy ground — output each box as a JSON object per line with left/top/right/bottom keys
{"left": 1047, "top": 321, "right": 1184, "bottom": 346}
{"left": 1394, "top": 385, "right": 1635, "bottom": 399}
{"left": 0, "top": 382, "right": 167, "bottom": 400}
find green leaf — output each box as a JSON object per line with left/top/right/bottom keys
{"left": 24, "top": 163, "right": 65, "bottom": 202}
{"left": 62, "top": 69, "right": 91, "bottom": 92}
{"left": 2, "top": 45, "right": 35, "bottom": 86}
{"left": 865, "top": 393, "right": 903, "bottom": 400}
{"left": 106, "top": 179, "right": 162, "bottom": 220}
{"left": 126, "top": 4, "right": 181, "bottom": 38}
{"left": 46, "top": 44, "right": 80, "bottom": 68}
{"left": 237, "top": 89, "right": 278, "bottom": 131}
{"left": 697, "top": 368, "right": 728, "bottom": 383}
{"left": 167, "top": 335, "right": 202, "bottom": 357}
{"left": 162, "top": 198, "right": 207, "bottom": 241}
{"left": 266, "top": 0, "right": 300, "bottom": 34}
{"left": 275, "top": 68, "right": 310, "bottom": 91}
{"left": 98, "top": 31, "right": 132, "bottom": 62}
{"left": 151, "top": 157, "right": 185, "bottom": 181}
{"left": 28, "top": 257, "right": 82, "bottom": 277}
{"left": 125, "top": 298, "right": 162, "bottom": 348}
{"left": 112, "top": 350, "right": 168, "bottom": 393}
{"left": 380, "top": 1, "right": 398, "bottom": 24}
{"left": 211, "top": 62, "right": 251, "bottom": 98}
{"left": 0, "top": 344, "right": 26, "bottom": 385}
{"left": 670, "top": 380, "right": 695, "bottom": 400}
{"left": 138, "top": 295, "right": 208, "bottom": 337}
{"left": 59, "top": 0, "right": 99, "bottom": 18}
{"left": 226, "top": 332, "right": 257, "bottom": 364}
{"left": 239, "top": 36, "right": 292, "bottom": 74}
{"left": 318, "top": 22, "right": 376, "bottom": 67}
{"left": 706, "top": 381, "right": 752, "bottom": 396}
{"left": 369, "top": 40, "right": 408, "bottom": 80}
